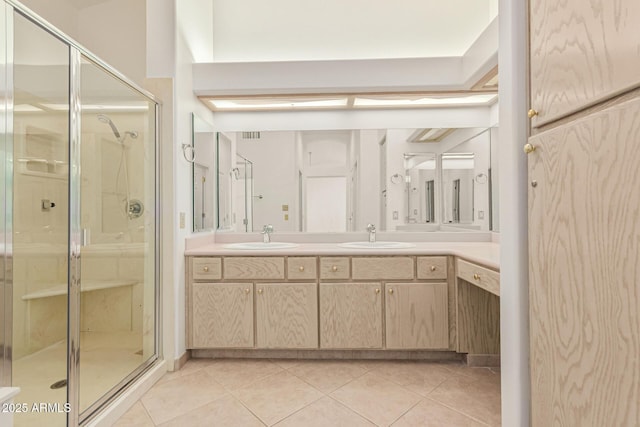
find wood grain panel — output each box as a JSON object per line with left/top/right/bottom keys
{"left": 191, "top": 257, "right": 222, "bottom": 281}
{"left": 352, "top": 257, "right": 414, "bottom": 280}
{"left": 223, "top": 257, "right": 284, "bottom": 279}
{"left": 287, "top": 257, "right": 317, "bottom": 280}
{"left": 528, "top": 98, "right": 640, "bottom": 426}
{"left": 319, "top": 282, "right": 382, "bottom": 349}
{"left": 417, "top": 256, "right": 448, "bottom": 280}
{"left": 191, "top": 283, "right": 253, "bottom": 348}
{"left": 256, "top": 283, "right": 318, "bottom": 349}
{"left": 456, "top": 258, "right": 500, "bottom": 296}
{"left": 456, "top": 279, "right": 500, "bottom": 354}
{"left": 447, "top": 257, "right": 457, "bottom": 350}
{"left": 385, "top": 282, "right": 448, "bottom": 349}
{"left": 530, "top": 0, "right": 640, "bottom": 128}
{"left": 319, "top": 257, "right": 350, "bottom": 279}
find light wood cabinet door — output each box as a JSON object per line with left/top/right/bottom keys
{"left": 191, "top": 283, "right": 253, "bottom": 348}
{"left": 385, "top": 283, "right": 448, "bottom": 349}
{"left": 530, "top": 0, "right": 640, "bottom": 128}
{"left": 255, "top": 283, "right": 318, "bottom": 349}
{"left": 319, "top": 283, "right": 382, "bottom": 349}
{"left": 528, "top": 98, "right": 640, "bottom": 426}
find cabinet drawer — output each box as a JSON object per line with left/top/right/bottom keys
{"left": 352, "top": 257, "right": 414, "bottom": 280}
{"left": 287, "top": 257, "right": 317, "bottom": 280}
{"left": 191, "top": 257, "right": 222, "bottom": 281}
{"left": 457, "top": 258, "right": 500, "bottom": 296}
{"left": 320, "top": 257, "right": 350, "bottom": 279}
{"left": 417, "top": 256, "right": 448, "bottom": 280}
{"left": 224, "top": 257, "right": 285, "bottom": 280}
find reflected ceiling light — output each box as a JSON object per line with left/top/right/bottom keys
{"left": 208, "top": 97, "right": 349, "bottom": 111}
{"left": 15, "top": 104, "right": 43, "bottom": 112}
{"left": 353, "top": 93, "right": 497, "bottom": 107}
{"left": 409, "top": 127, "right": 455, "bottom": 143}
{"left": 41, "top": 103, "right": 149, "bottom": 112}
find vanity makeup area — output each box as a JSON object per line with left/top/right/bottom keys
{"left": 185, "top": 119, "right": 500, "bottom": 365}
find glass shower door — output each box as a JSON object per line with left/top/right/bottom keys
{"left": 77, "top": 56, "right": 157, "bottom": 417}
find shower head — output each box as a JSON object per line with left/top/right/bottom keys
{"left": 97, "top": 114, "right": 121, "bottom": 139}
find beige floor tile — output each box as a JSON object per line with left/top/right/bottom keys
{"left": 288, "top": 360, "right": 368, "bottom": 393}
{"left": 369, "top": 361, "right": 458, "bottom": 397}
{"left": 141, "top": 371, "right": 227, "bottom": 425}
{"left": 429, "top": 373, "right": 501, "bottom": 426}
{"left": 203, "top": 359, "right": 283, "bottom": 391}
{"left": 269, "top": 358, "right": 304, "bottom": 370}
{"left": 392, "top": 398, "right": 486, "bottom": 427}
{"left": 113, "top": 402, "right": 154, "bottom": 427}
{"left": 156, "top": 358, "right": 217, "bottom": 385}
{"left": 232, "top": 371, "right": 324, "bottom": 425}
{"left": 275, "top": 396, "right": 376, "bottom": 427}
{"left": 158, "top": 394, "right": 264, "bottom": 427}
{"left": 331, "top": 372, "right": 422, "bottom": 426}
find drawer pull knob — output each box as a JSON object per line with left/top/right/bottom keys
{"left": 331, "top": 265, "right": 338, "bottom": 272}
{"left": 299, "top": 266, "right": 305, "bottom": 272}
{"left": 257, "top": 289, "right": 263, "bottom": 294}
{"left": 244, "top": 288, "right": 250, "bottom": 294}
{"left": 388, "top": 288, "right": 394, "bottom": 294}
{"left": 375, "top": 288, "right": 380, "bottom": 294}
{"left": 203, "top": 266, "right": 209, "bottom": 272}
{"left": 430, "top": 266, "right": 436, "bottom": 272}
{"left": 527, "top": 109, "right": 538, "bottom": 118}
{"left": 473, "top": 273, "right": 480, "bottom": 280}
{"left": 524, "top": 143, "right": 536, "bottom": 154}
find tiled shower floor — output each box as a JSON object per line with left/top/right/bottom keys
{"left": 12, "top": 331, "right": 144, "bottom": 427}
{"left": 115, "top": 358, "right": 501, "bottom": 427}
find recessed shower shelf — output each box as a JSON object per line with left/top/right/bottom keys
{"left": 22, "top": 280, "right": 138, "bottom": 301}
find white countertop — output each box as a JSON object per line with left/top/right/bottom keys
{"left": 185, "top": 241, "right": 500, "bottom": 270}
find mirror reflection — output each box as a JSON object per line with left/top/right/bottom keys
{"left": 209, "top": 127, "right": 497, "bottom": 233}
{"left": 192, "top": 114, "right": 215, "bottom": 232}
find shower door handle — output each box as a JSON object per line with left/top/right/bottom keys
{"left": 81, "top": 229, "right": 90, "bottom": 247}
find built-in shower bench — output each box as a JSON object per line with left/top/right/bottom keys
{"left": 21, "top": 280, "right": 138, "bottom": 300}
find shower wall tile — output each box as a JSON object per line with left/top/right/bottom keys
{"left": 81, "top": 286, "right": 133, "bottom": 332}
{"left": 131, "top": 282, "right": 144, "bottom": 334}
{"left": 119, "top": 256, "right": 144, "bottom": 281}
{"left": 82, "top": 257, "right": 119, "bottom": 281}
{"left": 29, "top": 295, "right": 67, "bottom": 352}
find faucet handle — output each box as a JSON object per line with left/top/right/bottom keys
{"left": 366, "top": 223, "right": 376, "bottom": 232}
{"left": 262, "top": 224, "right": 274, "bottom": 233}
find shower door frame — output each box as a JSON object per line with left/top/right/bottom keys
{"left": 1, "top": 1, "right": 163, "bottom": 426}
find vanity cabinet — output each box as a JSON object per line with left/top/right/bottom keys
{"left": 186, "top": 254, "right": 497, "bottom": 356}
{"left": 319, "top": 282, "right": 382, "bottom": 349}
{"left": 255, "top": 283, "right": 318, "bottom": 349}
{"left": 191, "top": 282, "right": 253, "bottom": 348}
{"left": 385, "top": 282, "right": 449, "bottom": 349}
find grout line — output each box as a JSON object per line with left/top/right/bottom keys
{"left": 388, "top": 397, "right": 424, "bottom": 426}
{"left": 226, "top": 393, "right": 269, "bottom": 427}
{"left": 423, "top": 396, "right": 493, "bottom": 427}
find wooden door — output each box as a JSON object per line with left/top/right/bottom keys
{"left": 191, "top": 283, "right": 254, "bottom": 348}
{"left": 385, "top": 282, "right": 448, "bottom": 349}
{"left": 319, "top": 282, "right": 382, "bottom": 349}
{"left": 256, "top": 283, "right": 318, "bottom": 349}
{"left": 529, "top": 0, "right": 640, "bottom": 128}
{"left": 528, "top": 97, "right": 640, "bottom": 426}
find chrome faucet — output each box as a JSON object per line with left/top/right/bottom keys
{"left": 366, "top": 223, "right": 376, "bottom": 243}
{"left": 262, "top": 224, "right": 274, "bottom": 243}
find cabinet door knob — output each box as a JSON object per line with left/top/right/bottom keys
{"left": 473, "top": 273, "right": 480, "bottom": 280}
{"left": 244, "top": 288, "right": 250, "bottom": 294}
{"left": 375, "top": 288, "right": 380, "bottom": 294}
{"left": 523, "top": 143, "right": 536, "bottom": 154}
{"left": 331, "top": 265, "right": 338, "bottom": 272}
{"left": 430, "top": 266, "right": 436, "bottom": 272}
{"left": 388, "top": 288, "right": 394, "bottom": 294}
{"left": 528, "top": 109, "right": 538, "bottom": 118}
{"left": 203, "top": 266, "right": 209, "bottom": 272}
{"left": 299, "top": 266, "right": 305, "bottom": 272}
{"left": 257, "top": 289, "right": 263, "bottom": 294}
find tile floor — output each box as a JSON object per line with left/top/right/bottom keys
{"left": 115, "top": 358, "right": 501, "bottom": 427}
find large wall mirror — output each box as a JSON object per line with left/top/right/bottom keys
{"left": 207, "top": 127, "right": 499, "bottom": 233}
{"left": 192, "top": 114, "right": 216, "bottom": 232}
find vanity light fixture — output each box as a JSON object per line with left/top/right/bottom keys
{"left": 353, "top": 93, "right": 497, "bottom": 108}
{"left": 207, "top": 97, "right": 349, "bottom": 110}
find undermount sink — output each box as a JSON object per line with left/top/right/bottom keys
{"left": 223, "top": 242, "right": 299, "bottom": 250}
{"left": 338, "top": 241, "right": 416, "bottom": 249}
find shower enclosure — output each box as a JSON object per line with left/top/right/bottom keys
{"left": 1, "top": 3, "right": 160, "bottom": 426}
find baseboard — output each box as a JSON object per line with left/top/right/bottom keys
{"left": 464, "top": 353, "right": 501, "bottom": 367}
{"left": 191, "top": 349, "right": 463, "bottom": 362}
{"left": 173, "top": 350, "right": 190, "bottom": 371}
